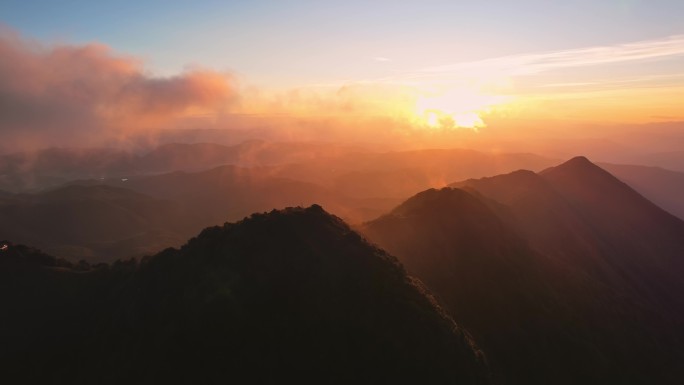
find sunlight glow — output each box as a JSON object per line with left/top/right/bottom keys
{"left": 414, "top": 88, "right": 509, "bottom": 130}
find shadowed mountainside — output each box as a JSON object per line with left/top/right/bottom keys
{"left": 452, "top": 157, "right": 684, "bottom": 308}
{"left": 0, "top": 206, "right": 490, "bottom": 385}
{"left": 362, "top": 157, "right": 684, "bottom": 385}
{"left": 539, "top": 157, "right": 684, "bottom": 309}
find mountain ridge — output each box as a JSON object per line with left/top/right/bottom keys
{"left": 0, "top": 205, "right": 491, "bottom": 385}
{"left": 363, "top": 157, "right": 684, "bottom": 384}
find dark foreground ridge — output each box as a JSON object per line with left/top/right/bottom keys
{"left": 0, "top": 206, "right": 490, "bottom": 385}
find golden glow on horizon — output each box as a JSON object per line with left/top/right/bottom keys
{"left": 502, "top": 85, "right": 684, "bottom": 124}
{"left": 414, "top": 88, "right": 510, "bottom": 130}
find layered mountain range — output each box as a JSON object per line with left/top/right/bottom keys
{"left": 0, "top": 144, "right": 558, "bottom": 261}
{"left": 362, "top": 156, "right": 684, "bottom": 384}
{"left": 2, "top": 152, "right": 684, "bottom": 384}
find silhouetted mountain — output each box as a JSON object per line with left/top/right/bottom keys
{"left": 599, "top": 162, "right": 684, "bottom": 220}
{"left": 452, "top": 157, "right": 684, "bottom": 307}
{"left": 451, "top": 168, "right": 610, "bottom": 269}
{"left": 453, "top": 157, "right": 684, "bottom": 318}
{"left": 0, "top": 207, "right": 490, "bottom": 385}
{"left": 363, "top": 161, "right": 684, "bottom": 384}
{"left": 363, "top": 189, "right": 605, "bottom": 384}
{"left": 539, "top": 157, "right": 684, "bottom": 310}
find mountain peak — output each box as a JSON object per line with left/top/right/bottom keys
{"left": 364, "top": 187, "right": 520, "bottom": 259}
{"left": 386, "top": 187, "right": 494, "bottom": 219}
{"left": 538, "top": 155, "right": 684, "bottom": 256}
{"left": 539, "top": 155, "right": 625, "bottom": 192}
{"left": 566, "top": 155, "right": 591, "bottom": 164}
{"left": 1, "top": 204, "right": 491, "bottom": 384}
{"left": 450, "top": 168, "right": 556, "bottom": 209}
{"left": 451, "top": 169, "right": 543, "bottom": 192}
{"left": 541, "top": 155, "right": 601, "bottom": 175}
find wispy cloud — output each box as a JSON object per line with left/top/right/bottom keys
{"left": 384, "top": 34, "right": 684, "bottom": 85}
{"left": 535, "top": 73, "right": 684, "bottom": 91}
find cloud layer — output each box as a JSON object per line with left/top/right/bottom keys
{"left": 0, "top": 30, "right": 434, "bottom": 152}
{"left": 3, "top": 28, "right": 680, "bottom": 154}
{"left": 0, "top": 30, "right": 236, "bottom": 151}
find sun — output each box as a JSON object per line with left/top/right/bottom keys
{"left": 414, "top": 87, "right": 508, "bottom": 130}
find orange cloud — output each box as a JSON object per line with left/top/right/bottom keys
{"left": 0, "top": 29, "right": 527, "bottom": 154}
{"left": 0, "top": 30, "right": 236, "bottom": 151}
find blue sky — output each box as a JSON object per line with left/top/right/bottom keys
{"left": 2, "top": 0, "right": 684, "bottom": 86}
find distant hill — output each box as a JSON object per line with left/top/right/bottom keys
{"left": 637, "top": 150, "right": 684, "bottom": 172}
{"left": 138, "top": 140, "right": 366, "bottom": 172}
{"left": 363, "top": 157, "right": 684, "bottom": 384}
{"left": 0, "top": 184, "right": 186, "bottom": 261}
{"left": 0, "top": 206, "right": 490, "bottom": 384}
{"left": 96, "top": 164, "right": 390, "bottom": 228}
{"left": 599, "top": 162, "right": 684, "bottom": 220}
{"left": 0, "top": 147, "right": 135, "bottom": 192}
{"left": 0, "top": 165, "right": 401, "bottom": 262}
{"left": 0, "top": 142, "right": 556, "bottom": 196}
{"left": 275, "top": 148, "right": 557, "bottom": 200}
{"left": 0, "top": 141, "right": 370, "bottom": 192}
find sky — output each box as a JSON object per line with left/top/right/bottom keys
{"left": 1, "top": 0, "right": 684, "bottom": 150}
